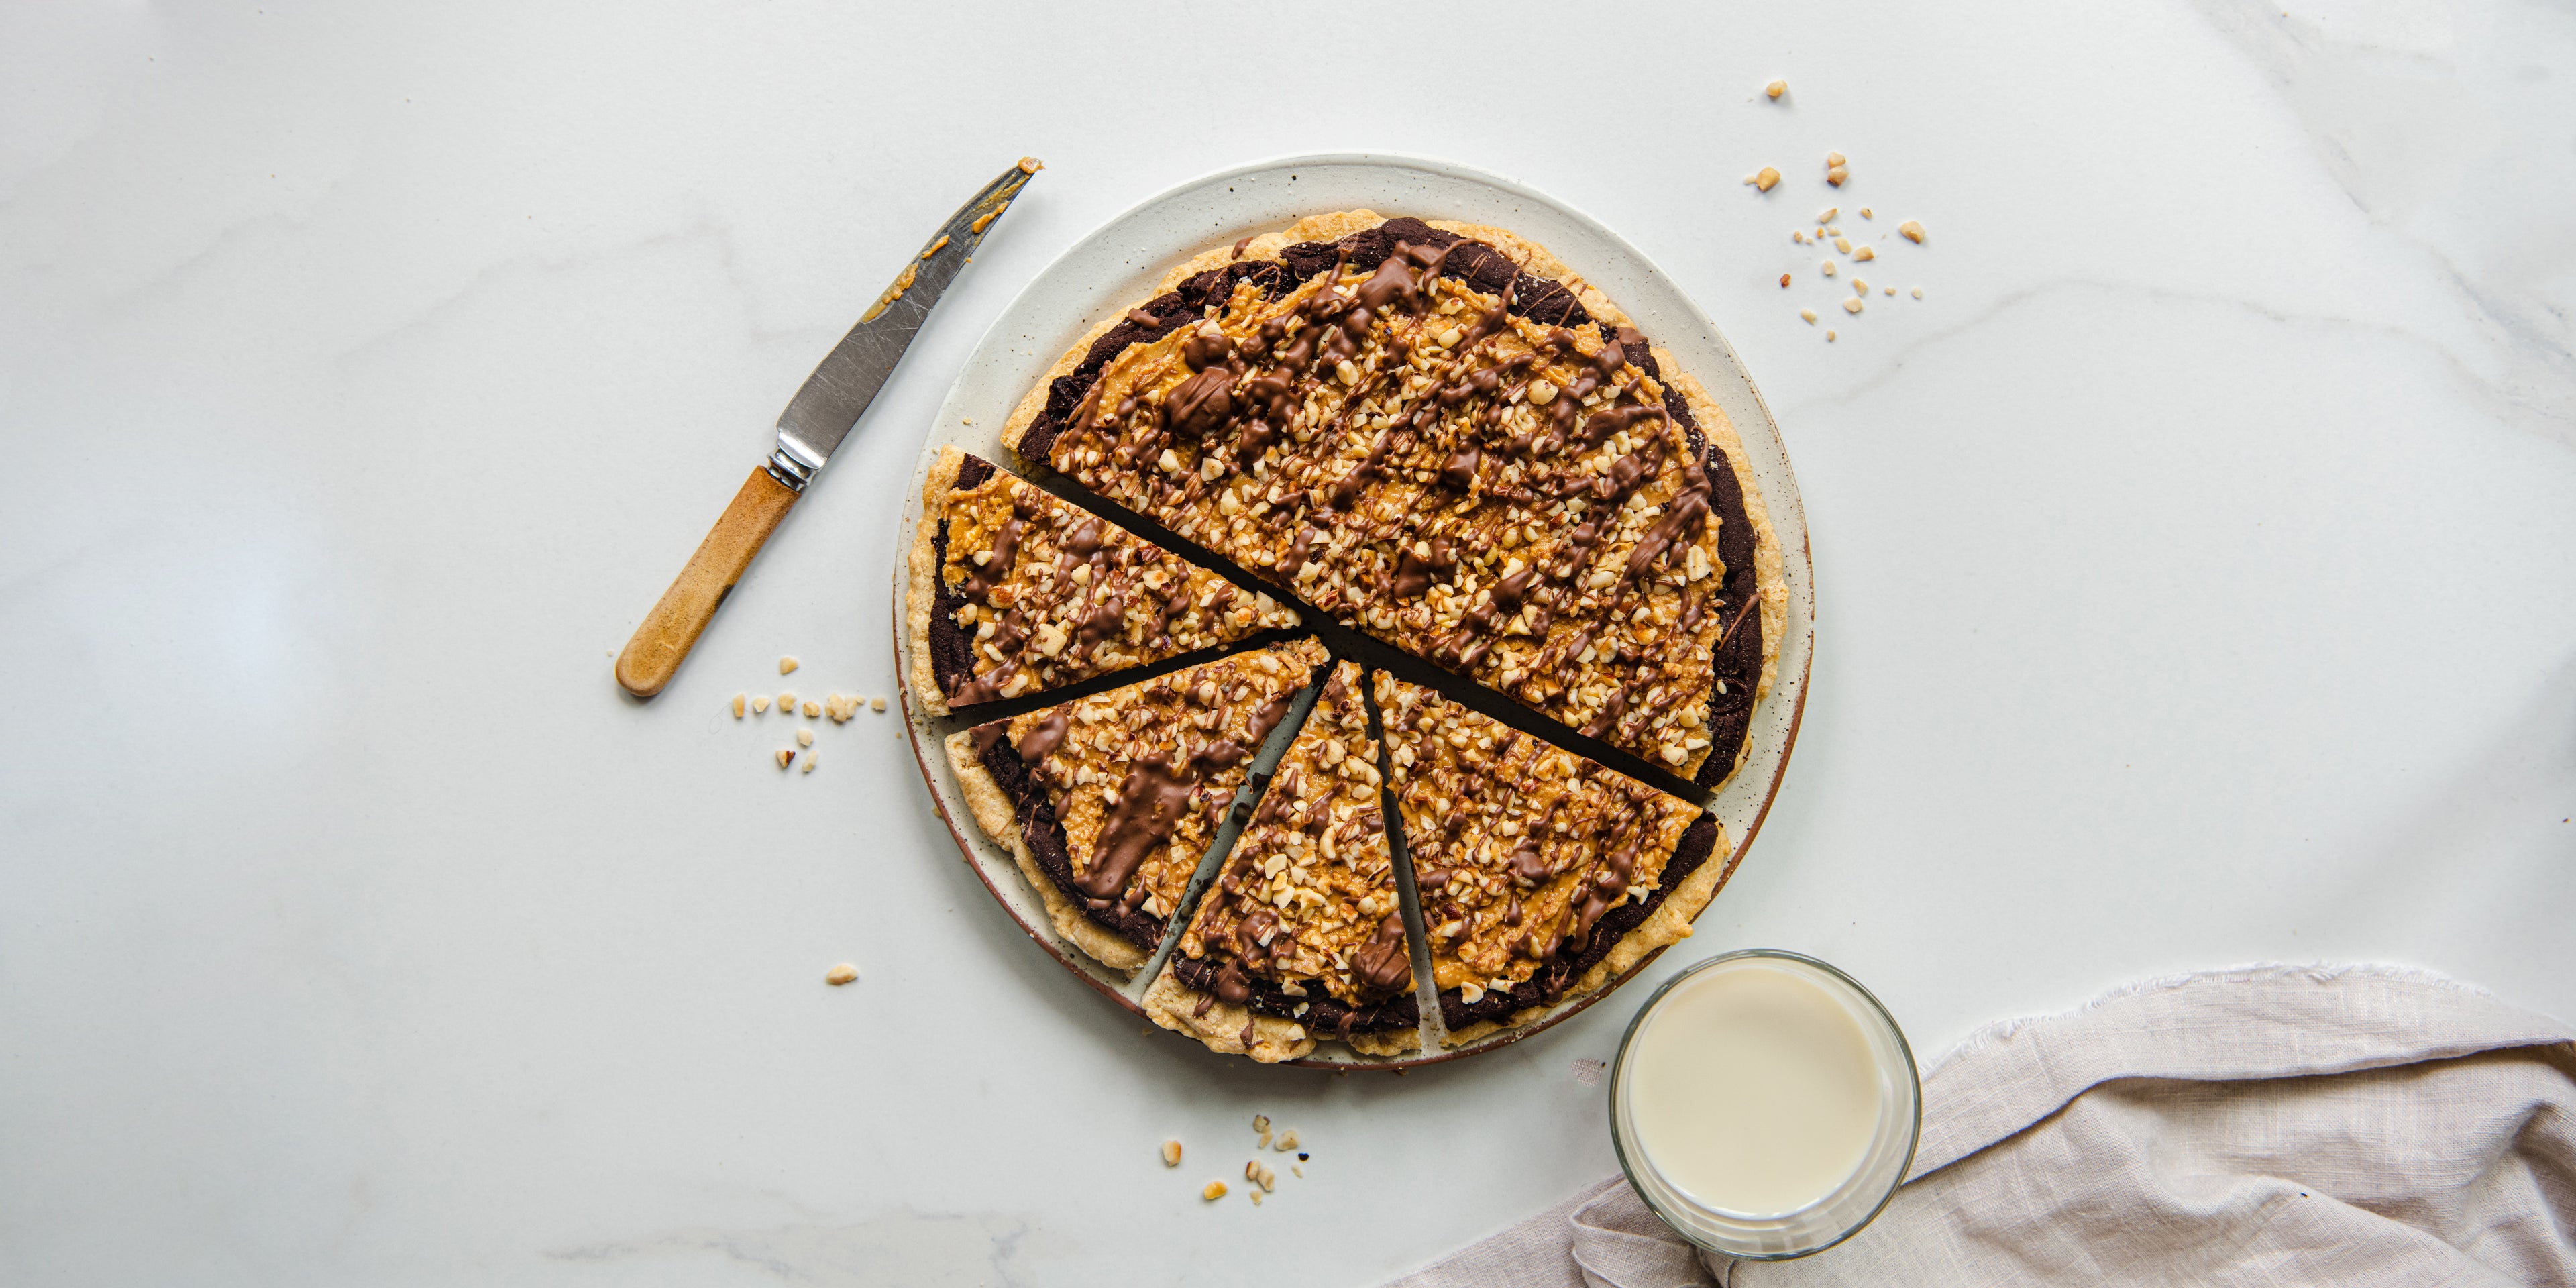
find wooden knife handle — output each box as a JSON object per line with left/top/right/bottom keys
{"left": 615, "top": 467, "right": 800, "bottom": 698}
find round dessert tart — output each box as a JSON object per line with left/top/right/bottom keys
{"left": 896, "top": 156, "right": 1813, "bottom": 1069}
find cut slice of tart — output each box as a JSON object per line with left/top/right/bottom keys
{"left": 945, "top": 637, "right": 1328, "bottom": 974}
{"left": 1144, "top": 661, "right": 1419, "bottom": 1062}
{"left": 1374, "top": 673, "right": 1725, "bottom": 1047}
{"left": 907, "top": 446, "right": 1299, "bottom": 717}
{"left": 1002, "top": 213, "right": 1785, "bottom": 788}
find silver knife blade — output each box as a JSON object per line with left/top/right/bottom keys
{"left": 767, "top": 158, "right": 1042, "bottom": 486}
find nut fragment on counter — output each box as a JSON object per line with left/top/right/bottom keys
{"left": 871, "top": 697, "right": 887, "bottom": 712}
{"left": 1779, "top": 273, "right": 1791, "bottom": 288}
{"left": 824, "top": 963, "right": 857, "bottom": 985}
{"left": 1912, "top": 286, "right": 1925, "bottom": 299}
{"left": 777, "top": 691, "right": 796, "bottom": 712}
{"left": 1900, "top": 219, "right": 1926, "bottom": 243}
{"left": 796, "top": 728, "right": 815, "bottom": 747}
{"left": 1765, "top": 79, "right": 1786, "bottom": 98}
{"left": 1747, "top": 166, "right": 1780, "bottom": 191}
{"left": 1801, "top": 308, "right": 1819, "bottom": 324}
{"left": 779, "top": 656, "right": 799, "bottom": 674}
{"left": 1244, "top": 1159, "right": 1277, "bottom": 1191}
{"left": 775, "top": 749, "right": 795, "bottom": 769}
{"left": 1853, "top": 246, "right": 1875, "bottom": 262}
{"left": 752, "top": 696, "right": 772, "bottom": 714}
{"left": 802, "top": 753, "right": 817, "bottom": 773}
{"left": 1273, "top": 1129, "right": 1299, "bottom": 1152}
{"left": 1202, "top": 1181, "right": 1227, "bottom": 1201}
{"left": 1161, "top": 1140, "right": 1183, "bottom": 1167}
{"left": 732, "top": 693, "right": 746, "bottom": 718}
{"left": 801, "top": 700, "right": 820, "bottom": 718}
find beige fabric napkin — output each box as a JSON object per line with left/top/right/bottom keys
{"left": 1387, "top": 964, "right": 2576, "bottom": 1288}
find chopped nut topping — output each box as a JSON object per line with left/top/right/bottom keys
{"left": 1202, "top": 1181, "right": 1228, "bottom": 1201}
{"left": 1900, "top": 220, "right": 1926, "bottom": 244}
{"left": 824, "top": 963, "right": 857, "bottom": 985}
{"left": 779, "top": 656, "right": 798, "bottom": 674}
{"left": 934, "top": 454, "right": 1298, "bottom": 709}
{"left": 1040, "top": 259, "right": 1741, "bottom": 777}
{"left": 1162, "top": 1140, "right": 1183, "bottom": 1167}
{"left": 1378, "top": 673, "right": 1701, "bottom": 1009}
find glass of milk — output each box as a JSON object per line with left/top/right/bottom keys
{"left": 1607, "top": 949, "right": 1920, "bottom": 1259}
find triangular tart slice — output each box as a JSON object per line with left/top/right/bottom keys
{"left": 908, "top": 446, "right": 1299, "bottom": 716}
{"left": 1374, "top": 674, "right": 1725, "bottom": 1046}
{"left": 1144, "top": 661, "right": 1419, "bottom": 1062}
{"left": 945, "top": 637, "right": 1328, "bottom": 974}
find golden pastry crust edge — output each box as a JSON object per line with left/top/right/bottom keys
{"left": 943, "top": 729, "right": 1149, "bottom": 975}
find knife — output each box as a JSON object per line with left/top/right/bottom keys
{"left": 614, "top": 158, "right": 1042, "bottom": 698}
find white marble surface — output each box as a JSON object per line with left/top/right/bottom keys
{"left": 3, "top": 1, "right": 2571, "bottom": 1283}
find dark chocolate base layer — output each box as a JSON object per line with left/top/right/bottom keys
{"left": 1435, "top": 814, "right": 1721, "bottom": 1030}
{"left": 971, "top": 719, "right": 1163, "bottom": 950}
{"left": 1017, "top": 217, "right": 1759, "bottom": 786}
{"left": 926, "top": 453, "right": 998, "bottom": 706}
{"left": 1168, "top": 955, "right": 1419, "bottom": 1036}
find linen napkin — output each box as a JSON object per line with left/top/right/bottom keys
{"left": 1386, "top": 963, "right": 2576, "bottom": 1287}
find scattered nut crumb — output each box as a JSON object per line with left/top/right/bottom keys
{"left": 1249, "top": 1190, "right": 1263, "bottom": 1206}
{"left": 1817, "top": 206, "right": 1838, "bottom": 223}
{"left": 732, "top": 693, "right": 745, "bottom": 718}
{"left": 1843, "top": 298, "right": 1864, "bottom": 314}
{"left": 1827, "top": 166, "right": 1849, "bottom": 186}
{"left": 1202, "top": 1181, "right": 1227, "bottom": 1201}
{"left": 1826, "top": 150, "right": 1847, "bottom": 167}
{"left": 1885, "top": 286, "right": 1896, "bottom": 295}
{"left": 1854, "top": 278, "right": 1869, "bottom": 293}
{"left": 1801, "top": 308, "right": 1818, "bottom": 324}
{"left": 1792, "top": 231, "right": 1807, "bottom": 244}
{"left": 752, "top": 696, "right": 772, "bottom": 714}
{"left": 801, "top": 700, "right": 820, "bottom": 718}
{"left": 802, "top": 753, "right": 817, "bottom": 773}
{"left": 779, "top": 657, "right": 798, "bottom": 674}
{"left": 1765, "top": 79, "right": 1786, "bottom": 99}
{"left": 1273, "top": 1130, "right": 1299, "bottom": 1152}
{"left": 775, "top": 749, "right": 795, "bottom": 769}
{"left": 1826, "top": 329, "right": 1837, "bottom": 341}
{"left": 777, "top": 691, "right": 796, "bottom": 711}
{"left": 1833, "top": 237, "right": 1853, "bottom": 254}
{"left": 870, "top": 696, "right": 887, "bottom": 713}
{"left": 796, "top": 728, "right": 814, "bottom": 747}
{"left": 1162, "top": 1140, "right": 1183, "bottom": 1167}
{"left": 1748, "top": 166, "right": 1780, "bottom": 192}
{"left": 1900, "top": 219, "right": 1926, "bottom": 243}
{"left": 1778, "top": 273, "right": 1790, "bottom": 288}
{"left": 1244, "top": 1160, "right": 1277, "bottom": 1192}
{"left": 1821, "top": 261, "right": 1837, "bottom": 277}
{"left": 1860, "top": 208, "right": 1874, "bottom": 219}
{"left": 1853, "top": 245, "right": 1875, "bottom": 261}
{"left": 824, "top": 963, "right": 857, "bottom": 985}
{"left": 1293, "top": 1165, "right": 1304, "bottom": 1178}
{"left": 1911, "top": 286, "right": 1924, "bottom": 299}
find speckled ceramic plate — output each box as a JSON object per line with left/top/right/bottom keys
{"left": 893, "top": 153, "right": 1814, "bottom": 1068}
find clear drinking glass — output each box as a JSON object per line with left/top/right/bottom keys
{"left": 1607, "top": 949, "right": 1921, "bottom": 1260}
